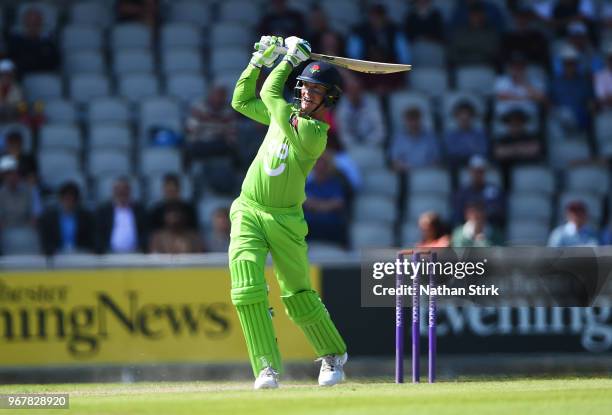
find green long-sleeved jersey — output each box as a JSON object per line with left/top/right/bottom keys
{"left": 231, "top": 61, "right": 329, "bottom": 209}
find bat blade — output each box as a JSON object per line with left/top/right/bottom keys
{"left": 254, "top": 43, "right": 412, "bottom": 74}
{"left": 311, "top": 53, "right": 411, "bottom": 74}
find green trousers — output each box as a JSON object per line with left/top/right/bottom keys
{"left": 228, "top": 196, "right": 346, "bottom": 377}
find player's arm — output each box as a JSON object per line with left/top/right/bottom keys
{"left": 260, "top": 37, "right": 327, "bottom": 159}
{"left": 230, "top": 36, "right": 283, "bottom": 125}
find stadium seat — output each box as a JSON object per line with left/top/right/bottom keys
{"left": 361, "top": 169, "right": 399, "bottom": 198}
{"left": 23, "top": 73, "right": 63, "bottom": 101}
{"left": 218, "top": 0, "right": 261, "bottom": 26}
{"left": 197, "top": 196, "right": 234, "bottom": 229}
{"left": 95, "top": 175, "right": 142, "bottom": 202}
{"left": 557, "top": 192, "right": 603, "bottom": 225}
{"left": 118, "top": 73, "right": 160, "bottom": 102}
{"left": 506, "top": 219, "right": 550, "bottom": 246}
{"left": 594, "top": 111, "right": 612, "bottom": 149}
{"left": 401, "top": 222, "right": 420, "bottom": 246}
{"left": 70, "top": 74, "right": 111, "bottom": 103}
{"left": 548, "top": 139, "right": 591, "bottom": 169}
{"left": 353, "top": 195, "right": 396, "bottom": 225}
{"left": 88, "top": 97, "right": 131, "bottom": 123}
{"left": 61, "top": 24, "right": 103, "bottom": 50}
{"left": 111, "top": 23, "right": 151, "bottom": 50}
{"left": 210, "top": 23, "right": 252, "bottom": 48}
{"left": 161, "top": 23, "right": 202, "bottom": 49}
{"left": 411, "top": 40, "right": 445, "bottom": 68}
{"left": 456, "top": 65, "right": 497, "bottom": 95}
{"left": 113, "top": 49, "right": 154, "bottom": 74}
{"left": 90, "top": 123, "right": 132, "bottom": 151}
{"left": 1, "top": 227, "right": 41, "bottom": 255}
{"left": 406, "top": 193, "right": 451, "bottom": 222}
{"left": 408, "top": 167, "right": 452, "bottom": 196}
{"left": 565, "top": 164, "right": 610, "bottom": 196}
{"left": 307, "top": 242, "right": 346, "bottom": 257}
{"left": 458, "top": 167, "right": 503, "bottom": 188}
{"left": 46, "top": 171, "right": 87, "bottom": 192}
{"left": 161, "top": 49, "right": 203, "bottom": 75}
{"left": 507, "top": 193, "right": 552, "bottom": 223}
{"left": 88, "top": 150, "right": 131, "bottom": 177}
{"left": 350, "top": 223, "right": 394, "bottom": 249}
{"left": 210, "top": 48, "right": 249, "bottom": 77}
{"left": 368, "top": 0, "right": 408, "bottom": 23}
{"left": 388, "top": 91, "right": 433, "bottom": 133}
{"left": 409, "top": 68, "right": 448, "bottom": 98}
{"left": 166, "top": 73, "right": 207, "bottom": 103}
{"left": 321, "top": 0, "right": 361, "bottom": 33}
{"left": 39, "top": 150, "right": 80, "bottom": 178}
{"left": 39, "top": 124, "right": 82, "bottom": 153}
{"left": 139, "top": 97, "right": 182, "bottom": 134}
{"left": 442, "top": 91, "right": 486, "bottom": 120}
{"left": 511, "top": 165, "right": 555, "bottom": 196}
{"left": 169, "top": 1, "right": 211, "bottom": 27}
{"left": 64, "top": 50, "right": 105, "bottom": 74}
{"left": 44, "top": 100, "right": 77, "bottom": 123}
{"left": 146, "top": 174, "right": 193, "bottom": 204}
{"left": 70, "top": 1, "right": 112, "bottom": 27}
{"left": 140, "top": 148, "right": 182, "bottom": 176}
{"left": 347, "top": 146, "right": 385, "bottom": 170}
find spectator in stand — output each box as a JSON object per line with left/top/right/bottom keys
{"left": 493, "top": 108, "right": 544, "bottom": 175}
{"left": 451, "top": 0, "right": 506, "bottom": 32}
{"left": 552, "top": 21, "right": 603, "bottom": 76}
{"left": 95, "top": 177, "right": 148, "bottom": 254}
{"left": 185, "top": 85, "right": 238, "bottom": 159}
{"left": 548, "top": 200, "right": 598, "bottom": 246}
{"left": 502, "top": 6, "right": 550, "bottom": 69}
{"left": 1, "top": 130, "right": 37, "bottom": 182}
{"left": 38, "top": 182, "right": 94, "bottom": 256}
{"left": 453, "top": 156, "right": 505, "bottom": 227}
{"left": 149, "top": 202, "right": 204, "bottom": 254}
{"left": 0, "top": 155, "right": 36, "bottom": 230}
{"left": 404, "top": 0, "right": 445, "bottom": 43}
{"left": 551, "top": 0, "right": 596, "bottom": 38}
{"left": 304, "top": 151, "right": 349, "bottom": 247}
{"left": 494, "top": 52, "right": 547, "bottom": 118}
{"left": 451, "top": 201, "right": 503, "bottom": 247}
{"left": 346, "top": 3, "right": 410, "bottom": 93}
{"left": 7, "top": 6, "right": 60, "bottom": 76}
{"left": 148, "top": 173, "right": 197, "bottom": 232}
{"left": 448, "top": 2, "right": 500, "bottom": 68}
{"left": 206, "top": 207, "right": 231, "bottom": 252}
{"left": 335, "top": 75, "right": 386, "bottom": 149}
{"left": 416, "top": 211, "right": 450, "bottom": 248}
{"left": 116, "top": 0, "right": 159, "bottom": 28}
{"left": 594, "top": 45, "right": 612, "bottom": 109}
{"left": 0, "top": 60, "right": 25, "bottom": 123}
{"left": 258, "top": 0, "right": 305, "bottom": 38}
{"left": 443, "top": 100, "right": 488, "bottom": 168}
{"left": 306, "top": 6, "right": 345, "bottom": 54}
{"left": 550, "top": 46, "right": 594, "bottom": 132}
{"left": 390, "top": 106, "right": 440, "bottom": 172}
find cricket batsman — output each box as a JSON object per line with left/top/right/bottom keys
{"left": 228, "top": 35, "right": 347, "bottom": 389}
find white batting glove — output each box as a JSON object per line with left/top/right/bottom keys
{"left": 250, "top": 35, "right": 283, "bottom": 68}
{"left": 283, "top": 36, "right": 311, "bottom": 67}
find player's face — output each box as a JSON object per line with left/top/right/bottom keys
{"left": 300, "top": 81, "right": 326, "bottom": 113}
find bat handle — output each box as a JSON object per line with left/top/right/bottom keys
{"left": 254, "top": 42, "right": 288, "bottom": 55}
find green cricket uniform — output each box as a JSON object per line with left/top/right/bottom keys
{"left": 229, "top": 60, "right": 346, "bottom": 377}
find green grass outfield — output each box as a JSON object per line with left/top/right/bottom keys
{"left": 1, "top": 378, "right": 611, "bottom": 415}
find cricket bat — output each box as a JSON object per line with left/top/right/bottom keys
{"left": 255, "top": 43, "right": 412, "bottom": 74}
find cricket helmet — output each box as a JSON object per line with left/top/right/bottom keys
{"left": 295, "top": 61, "right": 343, "bottom": 109}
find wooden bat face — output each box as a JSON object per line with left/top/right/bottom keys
{"left": 311, "top": 53, "right": 412, "bottom": 74}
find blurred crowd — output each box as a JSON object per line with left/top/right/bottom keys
{"left": 0, "top": 0, "right": 611, "bottom": 256}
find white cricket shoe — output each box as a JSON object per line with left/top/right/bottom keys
{"left": 254, "top": 367, "right": 279, "bottom": 390}
{"left": 317, "top": 352, "right": 348, "bottom": 386}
